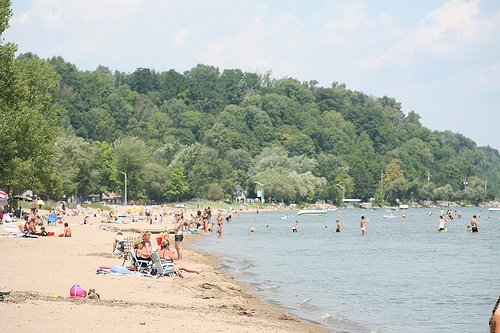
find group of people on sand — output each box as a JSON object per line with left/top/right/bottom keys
{"left": 114, "top": 230, "right": 202, "bottom": 278}
{"left": 14, "top": 207, "right": 71, "bottom": 237}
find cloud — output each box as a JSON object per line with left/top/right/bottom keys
{"left": 325, "top": 3, "right": 372, "bottom": 32}
{"left": 470, "top": 64, "right": 500, "bottom": 92}
{"left": 171, "top": 29, "right": 192, "bottom": 49}
{"left": 360, "top": 0, "right": 500, "bottom": 72}
{"left": 196, "top": 10, "right": 306, "bottom": 77}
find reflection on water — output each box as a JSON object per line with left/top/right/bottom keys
{"left": 192, "top": 208, "right": 499, "bottom": 333}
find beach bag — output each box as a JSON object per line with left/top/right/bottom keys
{"left": 69, "top": 284, "right": 87, "bottom": 298}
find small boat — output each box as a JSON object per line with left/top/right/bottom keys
{"left": 297, "top": 209, "right": 327, "bottom": 216}
{"left": 281, "top": 215, "right": 289, "bottom": 220}
{"left": 383, "top": 214, "right": 396, "bottom": 219}
{"left": 488, "top": 208, "right": 500, "bottom": 211}
{"left": 327, "top": 208, "right": 338, "bottom": 211}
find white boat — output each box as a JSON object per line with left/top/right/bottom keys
{"left": 281, "top": 215, "right": 289, "bottom": 220}
{"left": 297, "top": 209, "right": 327, "bottom": 216}
{"left": 383, "top": 214, "right": 396, "bottom": 219}
{"left": 399, "top": 204, "right": 409, "bottom": 209}
{"left": 327, "top": 208, "right": 338, "bottom": 211}
{"left": 488, "top": 208, "right": 500, "bottom": 211}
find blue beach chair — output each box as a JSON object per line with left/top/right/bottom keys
{"left": 47, "top": 213, "right": 57, "bottom": 225}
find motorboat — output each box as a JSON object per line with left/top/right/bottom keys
{"left": 297, "top": 209, "right": 327, "bottom": 216}
{"left": 488, "top": 208, "right": 500, "bottom": 211}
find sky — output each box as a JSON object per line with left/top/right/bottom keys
{"left": 4, "top": 0, "right": 500, "bottom": 150}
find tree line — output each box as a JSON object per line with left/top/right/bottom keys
{"left": 0, "top": 1, "right": 498, "bottom": 205}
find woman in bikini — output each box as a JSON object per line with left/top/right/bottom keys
{"left": 156, "top": 240, "right": 203, "bottom": 277}
{"left": 216, "top": 211, "right": 223, "bottom": 237}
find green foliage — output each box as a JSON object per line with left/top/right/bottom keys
{"left": 163, "top": 164, "right": 190, "bottom": 202}
{"left": 206, "top": 183, "right": 225, "bottom": 201}
{"left": 0, "top": 11, "right": 61, "bottom": 196}
{"left": 113, "top": 137, "right": 150, "bottom": 199}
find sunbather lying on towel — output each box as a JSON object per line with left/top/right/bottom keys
{"left": 156, "top": 240, "right": 203, "bottom": 277}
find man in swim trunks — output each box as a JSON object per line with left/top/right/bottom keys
{"left": 335, "top": 219, "right": 341, "bottom": 232}
{"left": 292, "top": 221, "right": 299, "bottom": 232}
{"left": 174, "top": 215, "right": 184, "bottom": 260}
{"left": 470, "top": 215, "right": 478, "bottom": 233}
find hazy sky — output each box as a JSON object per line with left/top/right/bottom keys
{"left": 4, "top": 0, "right": 500, "bottom": 150}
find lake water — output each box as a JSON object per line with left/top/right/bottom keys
{"left": 191, "top": 208, "right": 499, "bottom": 333}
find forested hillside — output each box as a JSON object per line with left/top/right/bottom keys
{"left": 0, "top": 2, "right": 498, "bottom": 205}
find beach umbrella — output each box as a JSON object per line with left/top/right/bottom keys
{"left": 0, "top": 190, "right": 7, "bottom": 206}
{"left": 127, "top": 206, "right": 144, "bottom": 213}
{"left": 36, "top": 199, "right": 45, "bottom": 206}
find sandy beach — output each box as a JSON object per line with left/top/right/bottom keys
{"left": 0, "top": 209, "right": 327, "bottom": 333}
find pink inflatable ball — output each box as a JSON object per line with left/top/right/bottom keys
{"left": 69, "top": 284, "right": 87, "bottom": 298}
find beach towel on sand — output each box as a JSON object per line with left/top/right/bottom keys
{"left": 110, "top": 266, "right": 134, "bottom": 274}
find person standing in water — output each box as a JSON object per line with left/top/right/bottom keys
{"left": 335, "top": 219, "right": 341, "bottom": 232}
{"left": 470, "top": 215, "right": 479, "bottom": 233}
{"left": 438, "top": 214, "right": 446, "bottom": 232}
{"left": 292, "top": 220, "right": 299, "bottom": 232}
{"left": 490, "top": 296, "right": 500, "bottom": 333}
{"left": 173, "top": 215, "right": 184, "bottom": 260}
{"left": 359, "top": 216, "right": 367, "bottom": 236}
{"left": 216, "top": 211, "right": 224, "bottom": 237}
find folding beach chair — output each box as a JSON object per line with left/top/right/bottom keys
{"left": 150, "top": 252, "right": 179, "bottom": 278}
{"left": 2, "top": 221, "right": 24, "bottom": 236}
{"left": 121, "top": 237, "right": 136, "bottom": 265}
{"left": 47, "top": 213, "right": 57, "bottom": 225}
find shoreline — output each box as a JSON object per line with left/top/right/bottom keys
{"left": 0, "top": 211, "right": 328, "bottom": 333}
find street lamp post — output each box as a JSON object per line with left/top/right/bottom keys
{"left": 254, "top": 181, "right": 265, "bottom": 203}
{"left": 336, "top": 184, "right": 345, "bottom": 204}
{"left": 119, "top": 171, "right": 127, "bottom": 206}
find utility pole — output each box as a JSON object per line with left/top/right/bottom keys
{"left": 119, "top": 171, "right": 127, "bottom": 206}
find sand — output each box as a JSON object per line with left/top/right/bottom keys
{"left": 0, "top": 209, "right": 327, "bottom": 333}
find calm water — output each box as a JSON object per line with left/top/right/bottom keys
{"left": 191, "top": 208, "right": 499, "bottom": 333}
